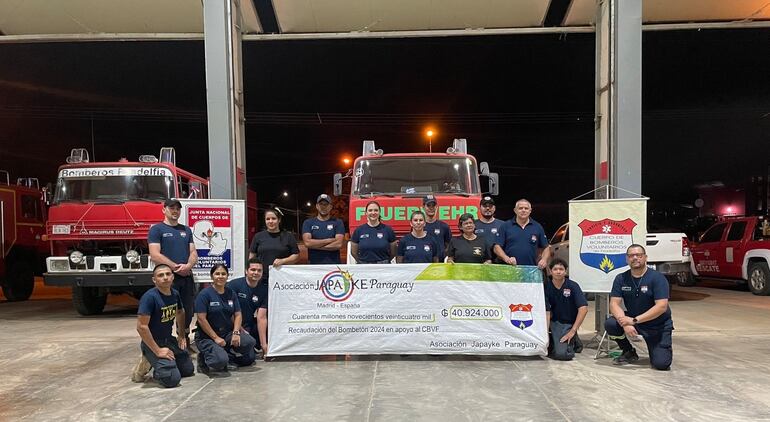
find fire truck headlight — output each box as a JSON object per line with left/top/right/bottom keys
{"left": 69, "top": 251, "right": 84, "bottom": 265}
{"left": 125, "top": 250, "right": 140, "bottom": 264}
{"left": 50, "top": 260, "right": 69, "bottom": 272}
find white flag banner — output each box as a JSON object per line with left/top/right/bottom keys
{"left": 268, "top": 263, "right": 548, "bottom": 357}
{"left": 568, "top": 198, "right": 647, "bottom": 292}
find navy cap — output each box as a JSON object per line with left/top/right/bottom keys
{"left": 163, "top": 198, "right": 182, "bottom": 208}
{"left": 316, "top": 194, "right": 332, "bottom": 204}
{"left": 480, "top": 196, "right": 495, "bottom": 206}
{"left": 423, "top": 195, "right": 437, "bottom": 205}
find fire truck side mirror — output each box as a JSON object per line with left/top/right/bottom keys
{"left": 479, "top": 162, "right": 490, "bottom": 176}
{"left": 333, "top": 173, "right": 343, "bottom": 196}
{"left": 42, "top": 183, "right": 53, "bottom": 205}
{"left": 486, "top": 172, "right": 499, "bottom": 196}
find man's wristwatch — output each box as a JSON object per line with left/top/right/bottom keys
{"left": 632, "top": 317, "right": 638, "bottom": 324}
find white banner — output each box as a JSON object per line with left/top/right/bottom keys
{"left": 568, "top": 198, "right": 647, "bottom": 292}
{"left": 268, "top": 264, "right": 548, "bottom": 356}
{"left": 179, "top": 199, "right": 246, "bottom": 283}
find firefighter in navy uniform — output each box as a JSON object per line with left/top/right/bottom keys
{"left": 132, "top": 264, "right": 194, "bottom": 386}
{"left": 228, "top": 259, "right": 269, "bottom": 355}
{"left": 423, "top": 195, "right": 452, "bottom": 262}
{"left": 302, "top": 194, "right": 345, "bottom": 264}
{"left": 605, "top": 244, "right": 674, "bottom": 370}
{"left": 544, "top": 258, "right": 588, "bottom": 361}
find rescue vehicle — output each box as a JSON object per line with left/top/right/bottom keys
{"left": 43, "top": 148, "right": 211, "bottom": 315}
{"left": 333, "top": 139, "right": 499, "bottom": 260}
{"left": 0, "top": 172, "right": 48, "bottom": 301}
{"left": 690, "top": 216, "right": 770, "bottom": 295}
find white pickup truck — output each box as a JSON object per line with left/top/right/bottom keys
{"left": 549, "top": 223, "right": 694, "bottom": 286}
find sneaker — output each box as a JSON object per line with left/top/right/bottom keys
{"left": 573, "top": 336, "right": 584, "bottom": 354}
{"left": 131, "top": 353, "right": 151, "bottom": 382}
{"left": 613, "top": 349, "right": 639, "bottom": 365}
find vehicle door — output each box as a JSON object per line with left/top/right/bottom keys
{"left": 692, "top": 222, "right": 728, "bottom": 276}
{"left": 722, "top": 220, "right": 748, "bottom": 278}
{"left": 549, "top": 223, "right": 569, "bottom": 265}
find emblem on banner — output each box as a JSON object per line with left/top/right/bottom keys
{"left": 320, "top": 267, "right": 355, "bottom": 302}
{"left": 509, "top": 304, "right": 533, "bottom": 330}
{"left": 578, "top": 218, "right": 637, "bottom": 274}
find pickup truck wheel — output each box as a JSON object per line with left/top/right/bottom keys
{"left": 748, "top": 262, "right": 770, "bottom": 296}
{"left": 73, "top": 286, "right": 107, "bottom": 315}
{"left": 673, "top": 271, "right": 696, "bottom": 287}
{"left": 2, "top": 261, "right": 35, "bottom": 302}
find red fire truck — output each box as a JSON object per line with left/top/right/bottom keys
{"left": 0, "top": 172, "right": 48, "bottom": 301}
{"left": 334, "top": 139, "right": 499, "bottom": 243}
{"left": 43, "top": 148, "right": 212, "bottom": 315}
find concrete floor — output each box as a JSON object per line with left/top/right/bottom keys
{"left": 2, "top": 280, "right": 770, "bottom": 421}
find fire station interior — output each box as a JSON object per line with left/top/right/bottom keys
{"left": 1, "top": 1, "right": 770, "bottom": 421}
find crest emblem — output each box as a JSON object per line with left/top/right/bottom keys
{"left": 424, "top": 244, "right": 431, "bottom": 252}
{"left": 377, "top": 232, "right": 384, "bottom": 238}
{"left": 327, "top": 224, "right": 334, "bottom": 230}
{"left": 509, "top": 304, "right": 533, "bottom": 330}
{"left": 563, "top": 288, "right": 571, "bottom": 297}
{"left": 434, "top": 229, "right": 441, "bottom": 235}
{"left": 641, "top": 285, "right": 648, "bottom": 294}
{"left": 578, "top": 218, "right": 637, "bottom": 274}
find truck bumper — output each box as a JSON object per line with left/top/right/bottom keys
{"left": 651, "top": 262, "right": 691, "bottom": 275}
{"left": 43, "top": 271, "right": 154, "bottom": 287}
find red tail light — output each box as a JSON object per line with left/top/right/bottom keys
{"left": 681, "top": 236, "right": 690, "bottom": 257}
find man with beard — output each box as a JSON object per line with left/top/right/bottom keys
{"left": 605, "top": 244, "right": 674, "bottom": 370}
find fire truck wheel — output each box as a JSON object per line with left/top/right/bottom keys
{"left": 748, "top": 262, "right": 770, "bottom": 296}
{"left": 2, "top": 261, "right": 35, "bottom": 301}
{"left": 73, "top": 286, "right": 107, "bottom": 315}
{"left": 670, "top": 272, "right": 696, "bottom": 287}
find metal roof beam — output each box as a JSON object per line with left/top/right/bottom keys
{"left": 0, "top": 20, "right": 768, "bottom": 44}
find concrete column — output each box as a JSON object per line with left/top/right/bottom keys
{"left": 203, "top": 0, "right": 247, "bottom": 199}
{"left": 594, "top": 0, "right": 642, "bottom": 199}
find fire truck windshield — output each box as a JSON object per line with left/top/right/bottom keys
{"left": 352, "top": 157, "right": 479, "bottom": 196}
{"left": 53, "top": 175, "right": 173, "bottom": 204}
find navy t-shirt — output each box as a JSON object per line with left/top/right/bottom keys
{"left": 228, "top": 277, "right": 268, "bottom": 331}
{"left": 545, "top": 278, "right": 588, "bottom": 324}
{"left": 194, "top": 286, "right": 241, "bottom": 340}
{"left": 397, "top": 233, "right": 440, "bottom": 263}
{"left": 249, "top": 230, "right": 300, "bottom": 280}
{"left": 425, "top": 220, "right": 451, "bottom": 260}
{"left": 148, "top": 223, "right": 193, "bottom": 266}
{"left": 302, "top": 217, "right": 345, "bottom": 264}
{"left": 351, "top": 223, "right": 396, "bottom": 263}
{"left": 137, "top": 287, "right": 182, "bottom": 342}
{"left": 610, "top": 269, "right": 672, "bottom": 329}
{"left": 495, "top": 219, "right": 548, "bottom": 266}
{"left": 474, "top": 218, "right": 505, "bottom": 245}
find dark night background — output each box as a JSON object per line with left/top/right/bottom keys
{"left": 1, "top": 28, "right": 769, "bottom": 235}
